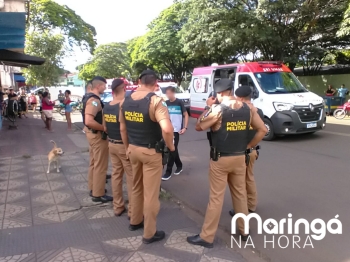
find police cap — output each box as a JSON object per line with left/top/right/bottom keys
{"left": 214, "top": 78, "right": 233, "bottom": 93}
{"left": 235, "top": 85, "right": 252, "bottom": 98}
{"left": 139, "top": 70, "right": 157, "bottom": 79}
{"left": 111, "top": 78, "right": 125, "bottom": 90}
{"left": 92, "top": 76, "right": 107, "bottom": 83}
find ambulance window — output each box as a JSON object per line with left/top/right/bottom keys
{"left": 193, "top": 78, "right": 208, "bottom": 93}
{"left": 238, "top": 75, "right": 256, "bottom": 88}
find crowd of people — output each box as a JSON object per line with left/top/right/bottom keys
{"left": 82, "top": 70, "right": 267, "bottom": 247}
{"left": 0, "top": 86, "right": 74, "bottom": 131}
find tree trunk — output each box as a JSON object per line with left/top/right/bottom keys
{"left": 288, "top": 62, "right": 296, "bottom": 72}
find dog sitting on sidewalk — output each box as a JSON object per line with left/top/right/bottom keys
{"left": 47, "top": 140, "right": 64, "bottom": 173}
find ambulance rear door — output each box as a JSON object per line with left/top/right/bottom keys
{"left": 190, "top": 74, "right": 212, "bottom": 118}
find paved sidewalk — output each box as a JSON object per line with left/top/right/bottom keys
{"left": 0, "top": 115, "right": 244, "bottom": 262}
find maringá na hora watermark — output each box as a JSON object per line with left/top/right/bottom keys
{"left": 231, "top": 213, "right": 342, "bottom": 249}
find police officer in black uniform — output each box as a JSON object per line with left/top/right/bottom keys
{"left": 187, "top": 79, "right": 267, "bottom": 247}
{"left": 229, "top": 85, "right": 264, "bottom": 216}
{"left": 103, "top": 79, "right": 133, "bottom": 218}
{"left": 119, "top": 70, "right": 175, "bottom": 244}
{"left": 82, "top": 76, "right": 112, "bottom": 203}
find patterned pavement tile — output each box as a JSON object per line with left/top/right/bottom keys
{"left": 83, "top": 207, "right": 111, "bottom": 220}
{"left": 30, "top": 182, "right": 51, "bottom": 192}
{"left": 35, "top": 206, "right": 60, "bottom": 223}
{"left": 199, "top": 254, "right": 234, "bottom": 262}
{"left": 6, "top": 191, "right": 28, "bottom": 203}
{"left": 136, "top": 251, "right": 176, "bottom": 262}
{"left": 52, "top": 191, "right": 72, "bottom": 204}
{"left": 0, "top": 192, "right": 6, "bottom": 204}
{"left": 4, "top": 204, "right": 27, "bottom": 218}
{"left": 47, "top": 173, "right": 66, "bottom": 181}
{"left": 29, "top": 174, "right": 48, "bottom": 182}
{"left": 104, "top": 236, "right": 143, "bottom": 251}
{"left": 63, "top": 167, "right": 81, "bottom": 174}
{"left": 0, "top": 181, "right": 8, "bottom": 190}
{"left": 0, "top": 253, "right": 34, "bottom": 262}
{"left": 48, "top": 181, "right": 67, "bottom": 191}
{"left": 30, "top": 166, "right": 46, "bottom": 173}
{"left": 10, "top": 159, "right": 26, "bottom": 165}
{"left": 70, "top": 247, "right": 107, "bottom": 262}
{"left": 164, "top": 230, "right": 204, "bottom": 255}
{"left": 2, "top": 219, "right": 30, "bottom": 229}
{"left": 37, "top": 248, "right": 74, "bottom": 262}
{"left": 9, "top": 172, "right": 27, "bottom": 180}
{"left": 71, "top": 183, "right": 89, "bottom": 193}
{"left": 32, "top": 192, "right": 56, "bottom": 205}
{"left": 57, "top": 205, "right": 85, "bottom": 222}
{"left": 0, "top": 165, "right": 11, "bottom": 172}
{"left": 66, "top": 174, "right": 86, "bottom": 183}
{"left": 6, "top": 180, "right": 28, "bottom": 190}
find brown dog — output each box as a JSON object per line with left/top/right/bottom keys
{"left": 47, "top": 140, "right": 64, "bottom": 173}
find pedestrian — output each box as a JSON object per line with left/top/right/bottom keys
{"left": 38, "top": 91, "right": 46, "bottom": 127}
{"left": 228, "top": 85, "right": 264, "bottom": 217}
{"left": 42, "top": 91, "right": 55, "bottom": 132}
{"left": 337, "top": 84, "right": 349, "bottom": 105}
{"left": 103, "top": 78, "right": 133, "bottom": 218}
{"left": 29, "top": 93, "right": 37, "bottom": 112}
{"left": 120, "top": 70, "right": 175, "bottom": 244}
{"left": 186, "top": 79, "right": 266, "bottom": 248}
{"left": 325, "top": 85, "right": 336, "bottom": 96}
{"left": 19, "top": 89, "right": 28, "bottom": 118}
{"left": 58, "top": 90, "right": 65, "bottom": 104}
{"left": 162, "top": 86, "right": 189, "bottom": 181}
{"left": 82, "top": 76, "right": 112, "bottom": 203}
{"left": 64, "top": 90, "right": 73, "bottom": 130}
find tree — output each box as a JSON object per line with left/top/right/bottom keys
{"left": 23, "top": 32, "right": 65, "bottom": 87}
{"left": 131, "top": 3, "right": 193, "bottom": 85}
{"left": 78, "top": 43, "right": 132, "bottom": 81}
{"left": 338, "top": 2, "right": 350, "bottom": 37}
{"left": 179, "top": 0, "right": 349, "bottom": 72}
{"left": 28, "top": 0, "right": 97, "bottom": 53}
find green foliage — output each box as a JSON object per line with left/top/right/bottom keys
{"left": 78, "top": 43, "right": 131, "bottom": 81}
{"left": 130, "top": 3, "right": 193, "bottom": 85}
{"left": 178, "top": 0, "right": 350, "bottom": 73}
{"left": 338, "top": 2, "right": 350, "bottom": 37}
{"left": 23, "top": 32, "right": 65, "bottom": 87}
{"left": 335, "top": 50, "right": 350, "bottom": 64}
{"left": 29, "top": 0, "right": 97, "bottom": 53}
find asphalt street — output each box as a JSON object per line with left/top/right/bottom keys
{"left": 161, "top": 118, "right": 350, "bottom": 262}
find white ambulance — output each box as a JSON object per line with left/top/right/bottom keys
{"left": 189, "top": 61, "right": 326, "bottom": 140}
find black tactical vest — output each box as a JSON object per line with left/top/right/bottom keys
{"left": 103, "top": 102, "right": 121, "bottom": 140}
{"left": 82, "top": 93, "right": 104, "bottom": 126}
{"left": 122, "top": 92, "right": 162, "bottom": 148}
{"left": 248, "top": 108, "right": 264, "bottom": 142}
{"left": 211, "top": 102, "right": 251, "bottom": 154}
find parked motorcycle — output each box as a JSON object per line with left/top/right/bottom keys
{"left": 333, "top": 100, "right": 350, "bottom": 120}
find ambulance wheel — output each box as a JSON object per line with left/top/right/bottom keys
{"left": 263, "top": 118, "right": 275, "bottom": 141}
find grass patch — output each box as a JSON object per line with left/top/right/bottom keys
{"left": 159, "top": 190, "right": 172, "bottom": 201}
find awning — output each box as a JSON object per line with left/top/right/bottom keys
{"left": 14, "top": 74, "right": 26, "bottom": 82}
{"left": 0, "top": 12, "right": 26, "bottom": 50}
{"left": 0, "top": 49, "right": 45, "bottom": 68}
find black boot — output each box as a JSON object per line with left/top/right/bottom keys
{"left": 186, "top": 235, "right": 213, "bottom": 248}
{"left": 143, "top": 231, "right": 166, "bottom": 244}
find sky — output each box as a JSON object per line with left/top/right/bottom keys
{"left": 54, "top": 0, "right": 174, "bottom": 72}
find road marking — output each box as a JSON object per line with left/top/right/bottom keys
{"left": 320, "top": 130, "right": 350, "bottom": 137}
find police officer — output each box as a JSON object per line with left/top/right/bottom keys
{"left": 83, "top": 80, "right": 111, "bottom": 185}
{"left": 187, "top": 79, "right": 267, "bottom": 248}
{"left": 82, "top": 76, "right": 112, "bottom": 203}
{"left": 119, "top": 70, "right": 175, "bottom": 244}
{"left": 229, "top": 85, "right": 264, "bottom": 217}
{"left": 103, "top": 79, "right": 133, "bottom": 218}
